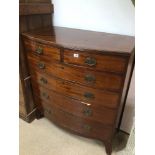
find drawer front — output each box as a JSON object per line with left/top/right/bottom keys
{"left": 23, "top": 39, "right": 60, "bottom": 62}
{"left": 33, "top": 86, "right": 117, "bottom": 125}
{"left": 64, "top": 49, "right": 127, "bottom": 73}
{"left": 41, "top": 101, "right": 113, "bottom": 141}
{"left": 28, "top": 55, "right": 123, "bottom": 91}
{"left": 31, "top": 71, "right": 120, "bottom": 109}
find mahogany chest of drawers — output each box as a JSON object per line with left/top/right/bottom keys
{"left": 22, "top": 26, "right": 135, "bottom": 155}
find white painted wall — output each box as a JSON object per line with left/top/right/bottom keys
{"left": 52, "top": 0, "right": 135, "bottom": 36}
{"left": 52, "top": 0, "right": 135, "bottom": 133}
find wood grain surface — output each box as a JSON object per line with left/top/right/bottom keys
{"left": 27, "top": 54, "right": 124, "bottom": 92}
{"left": 41, "top": 101, "right": 113, "bottom": 141}
{"left": 30, "top": 71, "right": 120, "bottom": 109}
{"left": 33, "top": 85, "right": 117, "bottom": 125}
{"left": 22, "top": 26, "right": 135, "bottom": 54}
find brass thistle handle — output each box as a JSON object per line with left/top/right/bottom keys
{"left": 84, "top": 92, "right": 95, "bottom": 99}
{"left": 40, "top": 77, "right": 47, "bottom": 84}
{"left": 85, "top": 74, "right": 96, "bottom": 83}
{"left": 83, "top": 107, "right": 92, "bottom": 116}
{"left": 83, "top": 124, "right": 92, "bottom": 131}
{"left": 42, "top": 92, "right": 49, "bottom": 100}
{"left": 85, "top": 57, "right": 96, "bottom": 66}
{"left": 38, "top": 62, "right": 45, "bottom": 69}
{"left": 35, "top": 47, "right": 43, "bottom": 55}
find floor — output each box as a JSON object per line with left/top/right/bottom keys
{"left": 19, "top": 118, "right": 129, "bottom": 155}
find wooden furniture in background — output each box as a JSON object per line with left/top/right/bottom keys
{"left": 19, "top": 0, "right": 54, "bottom": 122}
{"left": 22, "top": 27, "right": 135, "bottom": 155}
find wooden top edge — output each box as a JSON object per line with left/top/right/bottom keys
{"left": 19, "top": 3, "right": 53, "bottom": 5}
{"left": 19, "top": 3, "right": 53, "bottom": 16}
{"left": 19, "top": 0, "right": 51, "bottom": 3}
{"left": 22, "top": 26, "right": 135, "bottom": 56}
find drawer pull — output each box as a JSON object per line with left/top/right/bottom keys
{"left": 40, "top": 77, "right": 47, "bottom": 84}
{"left": 83, "top": 107, "right": 92, "bottom": 116}
{"left": 85, "top": 74, "right": 96, "bottom": 83}
{"left": 42, "top": 92, "right": 49, "bottom": 100}
{"left": 85, "top": 57, "right": 96, "bottom": 66}
{"left": 84, "top": 92, "right": 95, "bottom": 99}
{"left": 38, "top": 62, "right": 45, "bottom": 69}
{"left": 35, "top": 47, "right": 43, "bottom": 55}
{"left": 83, "top": 124, "right": 92, "bottom": 131}
{"left": 44, "top": 108, "right": 51, "bottom": 114}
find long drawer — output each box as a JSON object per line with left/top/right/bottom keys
{"left": 40, "top": 101, "right": 113, "bottom": 141}
{"left": 28, "top": 54, "right": 123, "bottom": 92}
{"left": 30, "top": 71, "right": 120, "bottom": 109}
{"left": 33, "top": 85, "right": 117, "bottom": 125}
{"left": 64, "top": 49, "right": 127, "bottom": 73}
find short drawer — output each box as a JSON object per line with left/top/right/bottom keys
{"left": 41, "top": 101, "right": 113, "bottom": 141}
{"left": 64, "top": 49, "right": 127, "bottom": 73}
{"left": 23, "top": 38, "right": 60, "bottom": 62}
{"left": 28, "top": 55, "right": 123, "bottom": 92}
{"left": 31, "top": 71, "right": 120, "bottom": 109}
{"left": 33, "top": 86, "right": 117, "bottom": 125}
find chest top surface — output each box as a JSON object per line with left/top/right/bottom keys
{"left": 22, "top": 26, "right": 135, "bottom": 55}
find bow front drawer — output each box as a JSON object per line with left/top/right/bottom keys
{"left": 63, "top": 49, "right": 127, "bottom": 73}
{"left": 31, "top": 71, "right": 120, "bottom": 109}
{"left": 23, "top": 39, "right": 61, "bottom": 62}
{"left": 40, "top": 101, "right": 113, "bottom": 141}
{"left": 33, "top": 86, "right": 117, "bottom": 125}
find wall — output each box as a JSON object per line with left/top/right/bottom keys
{"left": 52, "top": 0, "right": 135, "bottom": 133}
{"left": 52, "top": 0, "right": 135, "bottom": 36}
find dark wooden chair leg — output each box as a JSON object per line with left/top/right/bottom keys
{"left": 104, "top": 141, "right": 112, "bottom": 155}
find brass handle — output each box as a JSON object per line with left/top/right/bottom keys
{"left": 84, "top": 92, "right": 95, "bottom": 99}
{"left": 40, "top": 77, "right": 47, "bottom": 84}
{"left": 85, "top": 57, "right": 96, "bottom": 66}
{"left": 83, "top": 124, "right": 92, "bottom": 131}
{"left": 83, "top": 107, "right": 92, "bottom": 116}
{"left": 35, "top": 47, "right": 43, "bottom": 55}
{"left": 44, "top": 108, "right": 51, "bottom": 114}
{"left": 42, "top": 92, "right": 49, "bottom": 100}
{"left": 38, "top": 62, "right": 45, "bottom": 69}
{"left": 85, "top": 74, "right": 96, "bottom": 83}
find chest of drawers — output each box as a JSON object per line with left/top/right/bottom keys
{"left": 22, "top": 26, "right": 135, "bottom": 155}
